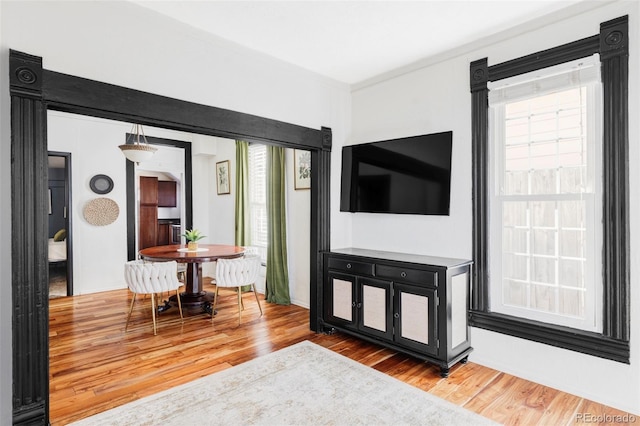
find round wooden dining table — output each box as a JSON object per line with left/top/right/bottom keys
{"left": 139, "top": 244, "right": 245, "bottom": 309}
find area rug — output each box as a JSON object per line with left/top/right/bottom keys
{"left": 71, "top": 341, "right": 497, "bottom": 426}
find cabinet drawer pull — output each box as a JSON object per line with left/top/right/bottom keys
{"left": 356, "top": 302, "right": 362, "bottom": 308}
{"left": 375, "top": 264, "right": 437, "bottom": 286}
{"left": 394, "top": 313, "right": 400, "bottom": 319}
{"left": 352, "top": 302, "right": 356, "bottom": 307}
{"left": 327, "top": 257, "right": 374, "bottom": 275}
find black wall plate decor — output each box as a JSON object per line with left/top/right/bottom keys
{"left": 89, "top": 174, "right": 114, "bottom": 194}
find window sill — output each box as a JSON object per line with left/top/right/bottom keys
{"left": 469, "top": 310, "right": 629, "bottom": 363}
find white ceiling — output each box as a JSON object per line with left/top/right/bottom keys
{"left": 134, "top": 0, "right": 593, "bottom": 85}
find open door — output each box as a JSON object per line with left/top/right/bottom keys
{"left": 48, "top": 152, "right": 73, "bottom": 298}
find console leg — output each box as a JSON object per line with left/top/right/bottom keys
{"left": 321, "top": 326, "right": 336, "bottom": 335}
{"left": 440, "top": 367, "right": 450, "bottom": 378}
{"left": 460, "top": 356, "right": 469, "bottom": 364}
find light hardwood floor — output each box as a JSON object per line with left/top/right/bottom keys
{"left": 49, "top": 281, "right": 635, "bottom": 425}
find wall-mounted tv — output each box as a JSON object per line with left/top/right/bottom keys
{"left": 340, "top": 131, "right": 452, "bottom": 215}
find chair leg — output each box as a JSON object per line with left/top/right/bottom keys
{"left": 237, "top": 287, "right": 243, "bottom": 325}
{"left": 252, "top": 284, "right": 263, "bottom": 317}
{"left": 211, "top": 286, "right": 220, "bottom": 323}
{"left": 151, "top": 293, "right": 157, "bottom": 335}
{"left": 176, "top": 289, "right": 184, "bottom": 323}
{"left": 125, "top": 293, "right": 136, "bottom": 331}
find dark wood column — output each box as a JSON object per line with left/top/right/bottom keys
{"left": 469, "top": 58, "right": 488, "bottom": 312}
{"left": 10, "top": 50, "right": 49, "bottom": 425}
{"left": 600, "top": 16, "right": 629, "bottom": 341}
{"left": 310, "top": 127, "right": 332, "bottom": 331}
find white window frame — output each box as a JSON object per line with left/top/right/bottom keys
{"left": 488, "top": 56, "right": 603, "bottom": 332}
{"left": 248, "top": 143, "right": 268, "bottom": 262}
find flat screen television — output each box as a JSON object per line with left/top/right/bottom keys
{"left": 340, "top": 131, "right": 452, "bottom": 215}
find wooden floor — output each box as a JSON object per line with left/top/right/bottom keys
{"left": 49, "top": 282, "right": 634, "bottom": 425}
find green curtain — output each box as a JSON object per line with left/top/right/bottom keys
{"left": 235, "top": 140, "right": 250, "bottom": 247}
{"left": 265, "top": 145, "right": 291, "bottom": 305}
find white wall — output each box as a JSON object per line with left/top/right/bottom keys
{"left": 48, "top": 112, "right": 130, "bottom": 294}
{"left": 350, "top": 59, "right": 472, "bottom": 258}
{"left": 207, "top": 139, "right": 236, "bottom": 246}
{"left": 350, "top": 1, "right": 639, "bottom": 415}
{"left": 0, "top": 2, "right": 12, "bottom": 423}
{"left": 286, "top": 149, "right": 312, "bottom": 307}
{"left": 47, "top": 111, "right": 194, "bottom": 294}
{"left": 202, "top": 138, "right": 235, "bottom": 278}
{"left": 1, "top": 2, "right": 351, "bottom": 422}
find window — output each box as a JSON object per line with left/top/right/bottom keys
{"left": 469, "top": 16, "right": 629, "bottom": 362}
{"left": 248, "top": 143, "right": 267, "bottom": 261}
{"left": 488, "top": 56, "right": 603, "bottom": 332}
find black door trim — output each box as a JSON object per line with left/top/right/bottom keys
{"left": 10, "top": 49, "right": 332, "bottom": 425}
{"left": 125, "top": 135, "right": 194, "bottom": 261}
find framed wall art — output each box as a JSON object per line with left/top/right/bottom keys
{"left": 216, "top": 160, "right": 231, "bottom": 195}
{"left": 294, "top": 149, "right": 311, "bottom": 190}
{"left": 89, "top": 174, "right": 114, "bottom": 194}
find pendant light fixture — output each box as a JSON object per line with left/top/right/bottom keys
{"left": 119, "top": 123, "right": 157, "bottom": 164}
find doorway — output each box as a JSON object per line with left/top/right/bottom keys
{"left": 47, "top": 152, "right": 73, "bottom": 298}
{"left": 126, "top": 135, "right": 193, "bottom": 260}
{"left": 10, "top": 49, "right": 331, "bottom": 425}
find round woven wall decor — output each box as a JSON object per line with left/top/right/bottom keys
{"left": 83, "top": 197, "right": 119, "bottom": 226}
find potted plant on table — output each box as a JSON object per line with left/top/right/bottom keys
{"left": 181, "top": 229, "right": 206, "bottom": 251}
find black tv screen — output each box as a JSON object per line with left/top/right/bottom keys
{"left": 340, "top": 131, "right": 452, "bottom": 215}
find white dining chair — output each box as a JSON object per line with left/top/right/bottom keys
{"left": 213, "top": 255, "right": 263, "bottom": 325}
{"left": 124, "top": 260, "right": 184, "bottom": 335}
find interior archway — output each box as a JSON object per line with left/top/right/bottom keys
{"left": 10, "top": 49, "right": 331, "bottom": 425}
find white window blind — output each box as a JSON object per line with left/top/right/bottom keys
{"left": 248, "top": 144, "right": 268, "bottom": 261}
{"left": 488, "top": 55, "right": 603, "bottom": 332}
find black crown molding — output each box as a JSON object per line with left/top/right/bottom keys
{"left": 488, "top": 35, "right": 599, "bottom": 83}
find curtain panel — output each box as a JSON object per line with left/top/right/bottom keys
{"left": 235, "top": 140, "right": 251, "bottom": 246}
{"left": 266, "top": 145, "right": 291, "bottom": 304}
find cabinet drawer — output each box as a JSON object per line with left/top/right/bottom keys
{"left": 328, "top": 257, "right": 374, "bottom": 276}
{"left": 376, "top": 264, "right": 437, "bottom": 286}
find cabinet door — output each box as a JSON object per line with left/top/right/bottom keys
{"left": 139, "top": 176, "right": 158, "bottom": 205}
{"left": 157, "top": 223, "right": 170, "bottom": 245}
{"left": 393, "top": 283, "right": 438, "bottom": 356}
{"left": 325, "top": 272, "right": 357, "bottom": 329}
{"left": 158, "top": 180, "right": 177, "bottom": 207}
{"left": 357, "top": 277, "right": 393, "bottom": 341}
{"left": 139, "top": 205, "right": 158, "bottom": 250}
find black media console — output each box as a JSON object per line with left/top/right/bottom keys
{"left": 321, "top": 248, "right": 473, "bottom": 377}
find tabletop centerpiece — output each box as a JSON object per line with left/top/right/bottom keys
{"left": 181, "top": 228, "right": 206, "bottom": 251}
